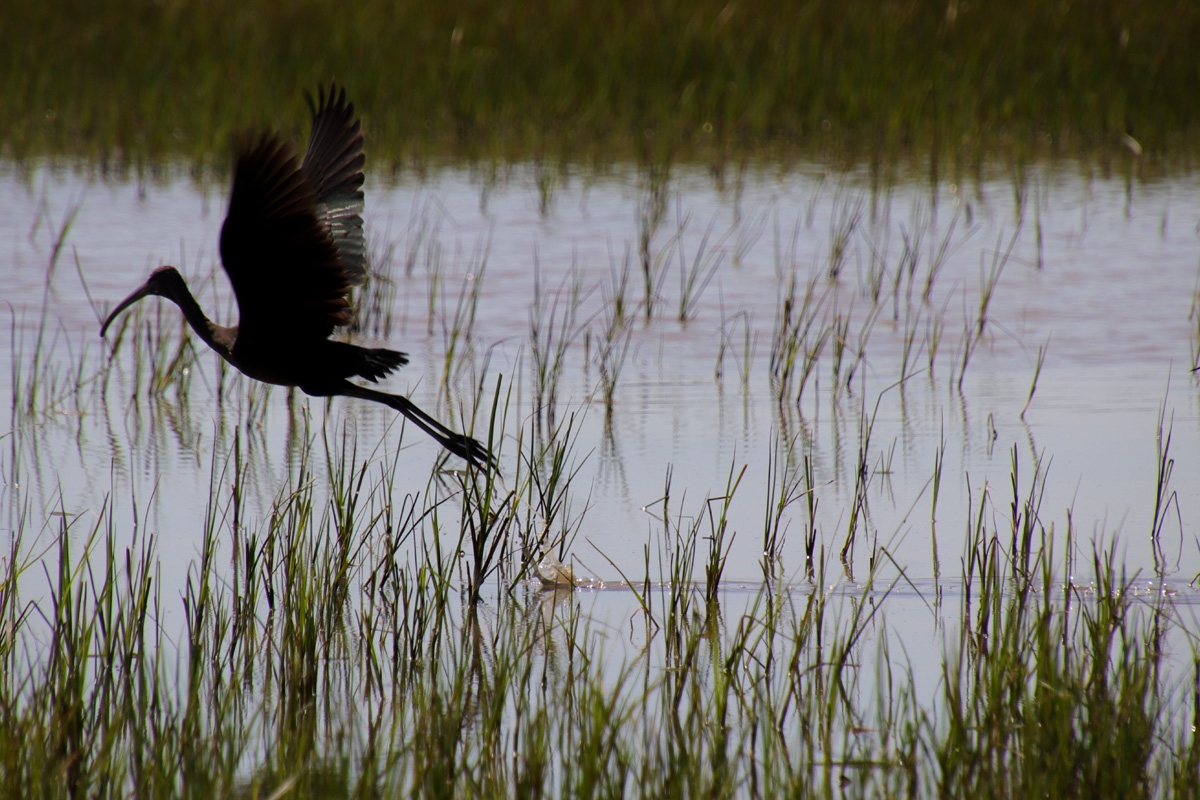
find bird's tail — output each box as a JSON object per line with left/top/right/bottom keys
{"left": 323, "top": 341, "right": 407, "bottom": 382}
{"left": 354, "top": 347, "right": 409, "bottom": 382}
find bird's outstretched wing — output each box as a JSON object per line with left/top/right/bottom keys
{"left": 220, "top": 132, "right": 353, "bottom": 342}
{"left": 302, "top": 83, "right": 368, "bottom": 285}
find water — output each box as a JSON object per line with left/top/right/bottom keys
{"left": 2, "top": 159, "right": 1199, "bottom": 685}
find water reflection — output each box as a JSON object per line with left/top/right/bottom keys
{"left": 2, "top": 158, "right": 1198, "bottom": 598}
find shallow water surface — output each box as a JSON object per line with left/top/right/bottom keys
{"left": 2, "top": 159, "right": 1199, "bottom": 684}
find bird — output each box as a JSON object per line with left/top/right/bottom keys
{"left": 101, "top": 83, "right": 494, "bottom": 469}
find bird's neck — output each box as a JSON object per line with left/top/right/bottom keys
{"left": 172, "top": 290, "right": 233, "bottom": 358}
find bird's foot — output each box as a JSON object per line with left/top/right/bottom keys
{"left": 443, "top": 432, "right": 498, "bottom": 472}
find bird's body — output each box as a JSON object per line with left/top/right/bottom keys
{"left": 102, "top": 85, "right": 492, "bottom": 468}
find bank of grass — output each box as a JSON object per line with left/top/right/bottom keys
{"left": 4, "top": 0, "right": 1200, "bottom": 167}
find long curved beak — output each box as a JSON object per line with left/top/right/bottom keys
{"left": 100, "top": 281, "right": 155, "bottom": 337}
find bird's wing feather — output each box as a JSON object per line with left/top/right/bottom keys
{"left": 302, "top": 83, "right": 367, "bottom": 285}
{"left": 220, "top": 133, "right": 353, "bottom": 342}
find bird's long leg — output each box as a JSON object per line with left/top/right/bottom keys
{"left": 318, "top": 380, "right": 496, "bottom": 469}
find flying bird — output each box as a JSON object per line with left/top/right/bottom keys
{"left": 101, "top": 84, "right": 493, "bottom": 468}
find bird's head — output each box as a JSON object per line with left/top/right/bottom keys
{"left": 100, "top": 266, "right": 187, "bottom": 337}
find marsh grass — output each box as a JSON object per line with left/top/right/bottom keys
{"left": 441, "top": 250, "right": 488, "bottom": 386}
{"left": 770, "top": 247, "right": 833, "bottom": 407}
{"left": 715, "top": 308, "right": 755, "bottom": 386}
{"left": 529, "top": 254, "right": 586, "bottom": 437}
{"left": 637, "top": 171, "right": 675, "bottom": 322}
{"left": 675, "top": 212, "right": 727, "bottom": 324}
{"left": 7, "top": 0, "right": 1200, "bottom": 168}
{"left": 827, "top": 192, "right": 864, "bottom": 281}
{"left": 347, "top": 224, "right": 402, "bottom": 341}
{"left": 593, "top": 284, "right": 635, "bottom": 419}
{"left": 1150, "top": 400, "right": 1180, "bottom": 555}
{"left": 1019, "top": 340, "right": 1049, "bottom": 420}
{"left": 11, "top": 196, "right": 91, "bottom": 423}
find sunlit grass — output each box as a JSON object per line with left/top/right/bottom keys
{"left": 4, "top": 0, "right": 1200, "bottom": 167}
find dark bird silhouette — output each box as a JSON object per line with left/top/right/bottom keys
{"left": 101, "top": 84, "right": 493, "bottom": 468}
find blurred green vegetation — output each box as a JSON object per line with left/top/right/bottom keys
{"left": 4, "top": 0, "right": 1199, "bottom": 167}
